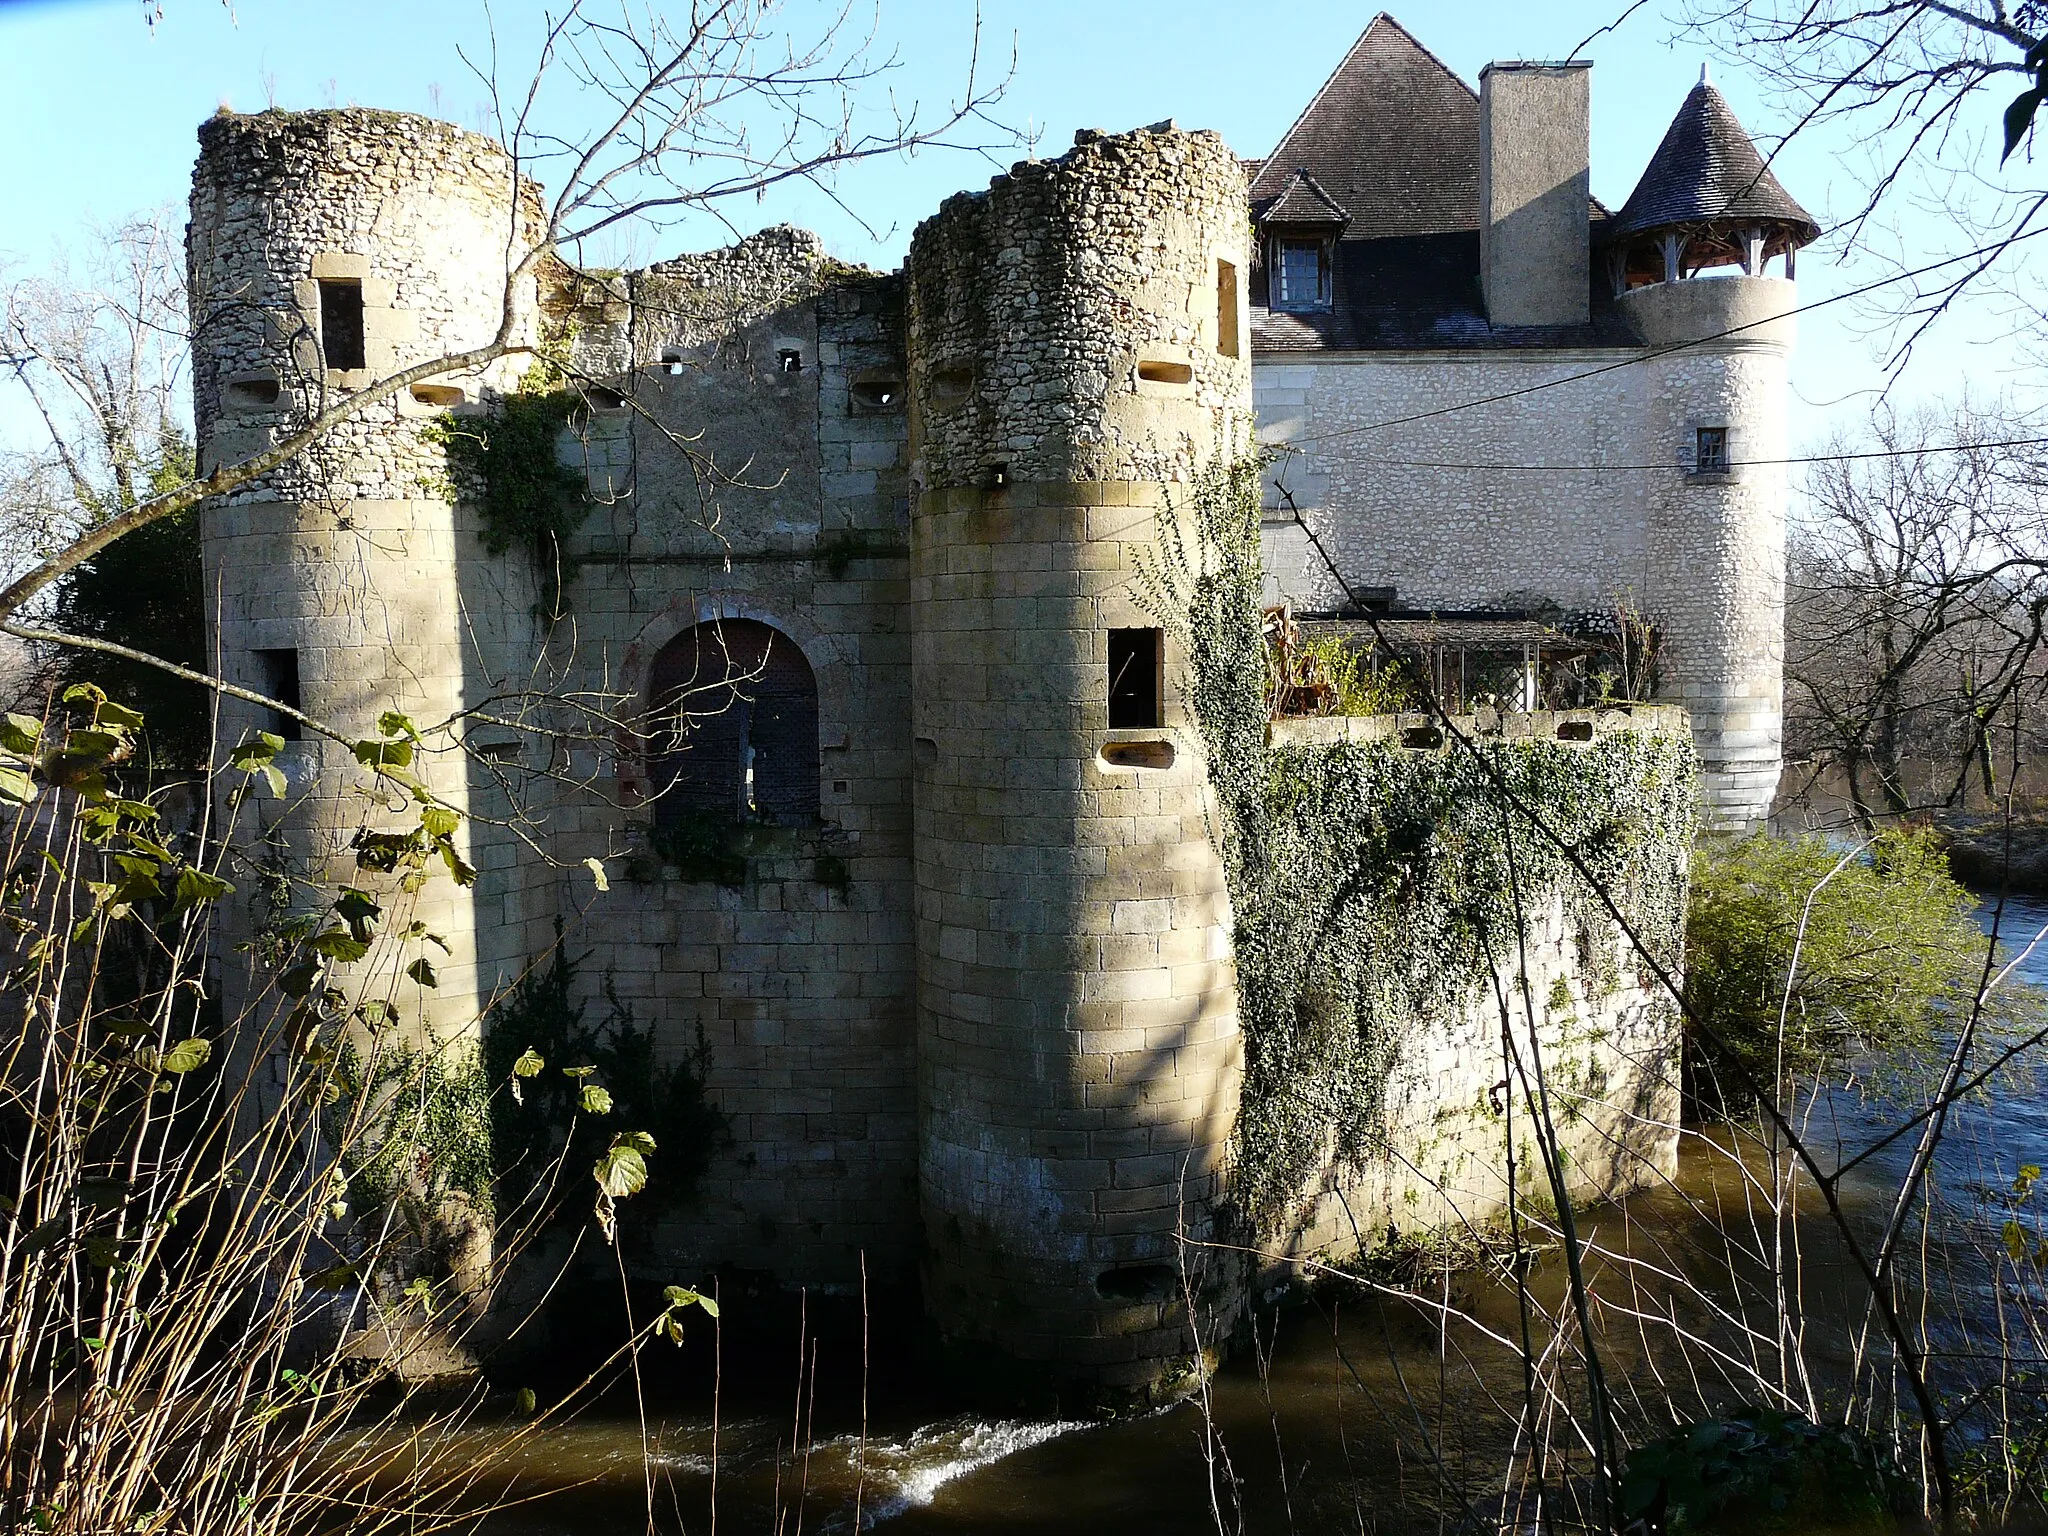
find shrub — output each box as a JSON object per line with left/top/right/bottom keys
{"left": 1684, "top": 828, "right": 1991, "bottom": 1107}
{"left": 1620, "top": 1407, "right": 1906, "bottom": 1534}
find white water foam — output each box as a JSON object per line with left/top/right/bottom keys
{"left": 827, "top": 1415, "right": 1089, "bottom": 1526}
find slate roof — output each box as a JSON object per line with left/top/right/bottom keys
{"left": 1608, "top": 81, "right": 1818, "bottom": 243}
{"left": 1248, "top": 14, "right": 1479, "bottom": 240}
{"left": 1248, "top": 14, "right": 1639, "bottom": 352}
{"left": 1257, "top": 169, "right": 1350, "bottom": 228}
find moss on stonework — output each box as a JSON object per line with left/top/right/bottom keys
{"left": 1141, "top": 457, "right": 1697, "bottom": 1230}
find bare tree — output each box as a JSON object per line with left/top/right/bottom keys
{"left": 0, "top": 212, "right": 189, "bottom": 582}
{"left": 1781, "top": 399, "right": 2048, "bottom": 826}
{"left": 1675, "top": 0, "right": 2048, "bottom": 358}
{"left": 0, "top": 0, "right": 1010, "bottom": 698}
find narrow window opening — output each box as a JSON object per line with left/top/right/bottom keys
{"left": 317, "top": 279, "right": 366, "bottom": 372}
{"left": 1108, "top": 628, "right": 1163, "bottom": 729}
{"left": 1096, "top": 1264, "right": 1177, "bottom": 1302}
{"left": 987, "top": 463, "right": 1009, "bottom": 489}
{"left": 227, "top": 375, "right": 282, "bottom": 408}
{"left": 1100, "top": 740, "right": 1175, "bottom": 771}
{"left": 930, "top": 365, "right": 974, "bottom": 412}
{"left": 1556, "top": 720, "right": 1595, "bottom": 742}
{"left": 1216, "top": 258, "right": 1240, "bottom": 358}
{"left": 850, "top": 376, "right": 903, "bottom": 412}
{"left": 409, "top": 383, "right": 466, "bottom": 408}
{"left": 661, "top": 348, "right": 687, "bottom": 377}
{"left": 1137, "top": 359, "right": 1194, "bottom": 386}
{"left": 777, "top": 348, "right": 804, "bottom": 374}
{"left": 253, "top": 648, "right": 302, "bottom": 742}
{"left": 1401, "top": 725, "right": 1444, "bottom": 750}
{"left": 1695, "top": 426, "right": 1731, "bottom": 476}
{"left": 584, "top": 385, "right": 628, "bottom": 412}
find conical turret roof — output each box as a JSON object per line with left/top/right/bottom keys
{"left": 1609, "top": 80, "right": 1817, "bottom": 244}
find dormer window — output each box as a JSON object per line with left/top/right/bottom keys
{"left": 1273, "top": 237, "right": 1333, "bottom": 312}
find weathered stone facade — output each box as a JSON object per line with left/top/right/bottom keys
{"left": 187, "top": 37, "right": 1719, "bottom": 1398}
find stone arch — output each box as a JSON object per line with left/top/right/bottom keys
{"left": 645, "top": 618, "right": 820, "bottom": 828}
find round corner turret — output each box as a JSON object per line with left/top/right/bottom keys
{"left": 1617, "top": 273, "right": 1797, "bottom": 351}
{"left": 904, "top": 121, "right": 1253, "bottom": 1402}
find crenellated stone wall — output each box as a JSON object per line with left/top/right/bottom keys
{"left": 191, "top": 106, "right": 1700, "bottom": 1404}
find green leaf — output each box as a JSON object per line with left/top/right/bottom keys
{"left": 229, "top": 730, "right": 286, "bottom": 767}
{"left": 309, "top": 927, "right": 370, "bottom": 963}
{"left": 2004, "top": 84, "right": 2046, "bottom": 163}
{"left": 421, "top": 805, "right": 460, "bottom": 840}
{"left": 663, "top": 1284, "right": 717, "bottom": 1319}
{"left": 96, "top": 701, "right": 145, "bottom": 733}
{"left": 352, "top": 738, "right": 414, "bottom": 771}
{"left": 160, "top": 1038, "right": 212, "bottom": 1074}
{"left": 585, "top": 856, "right": 609, "bottom": 892}
{"left": 406, "top": 957, "right": 438, "bottom": 988}
{"left": 64, "top": 729, "right": 123, "bottom": 760}
{"left": 171, "top": 867, "right": 233, "bottom": 915}
{"left": 561, "top": 1064, "right": 596, "bottom": 1079}
{"left": 333, "top": 888, "right": 381, "bottom": 943}
{"left": 377, "top": 709, "right": 421, "bottom": 743}
{"left": 579, "top": 1084, "right": 613, "bottom": 1116}
{"left": 512, "top": 1047, "right": 544, "bottom": 1079}
{"left": 62, "top": 681, "right": 107, "bottom": 707}
{"left": 0, "top": 714, "right": 43, "bottom": 754}
{"left": 438, "top": 840, "right": 478, "bottom": 887}
{"left": 277, "top": 960, "right": 323, "bottom": 998}
{"left": 514, "top": 1386, "right": 538, "bottom": 1417}
{"left": 0, "top": 766, "right": 36, "bottom": 805}
{"left": 594, "top": 1135, "right": 651, "bottom": 1199}
{"left": 261, "top": 764, "right": 287, "bottom": 798}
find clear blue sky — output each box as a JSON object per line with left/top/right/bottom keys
{"left": 0, "top": 0, "right": 2030, "bottom": 446}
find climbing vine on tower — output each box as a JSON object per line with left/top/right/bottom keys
{"left": 1140, "top": 458, "right": 1697, "bottom": 1228}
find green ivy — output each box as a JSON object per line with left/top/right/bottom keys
{"left": 425, "top": 357, "right": 588, "bottom": 612}
{"left": 328, "top": 1042, "right": 495, "bottom": 1219}
{"left": 1144, "top": 459, "right": 1697, "bottom": 1227}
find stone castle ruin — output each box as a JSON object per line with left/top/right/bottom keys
{"left": 186, "top": 15, "right": 1809, "bottom": 1398}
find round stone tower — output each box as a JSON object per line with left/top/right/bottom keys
{"left": 187, "top": 109, "right": 543, "bottom": 1043}
{"left": 906, "top": 124, "right": 1253, "bottom": 1398}
{"left": 1608, "top": 76, "right": 1818, "bottom": 833}
{"left": 1621, "top": 277, "right": 1795, "bottom": 833}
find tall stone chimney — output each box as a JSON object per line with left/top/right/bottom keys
{"left": 1479, "top": 61, "right": 1591, "bottom": 327}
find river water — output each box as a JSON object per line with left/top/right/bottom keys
{"left": 415, "top": 896, "right": 2048, "bottom": 1534}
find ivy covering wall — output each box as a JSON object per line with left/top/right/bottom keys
{"left": 1142, "top": 459, "right": 1698, "bottom": 1226}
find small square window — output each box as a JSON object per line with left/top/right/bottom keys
{"left": 1695, "top": 426, "right": 1730, "bottom": 476}
{"left": 777, "top": 348, "right": 803, "bottom": 374}
{"left": 1274, "top": 238, "right": 1332, "bottom": 312}
{"left": 318, "top": 279, "right": 366, "bottom": 372}
{"left": 253, "top": 648, "right": 302, "bottom": 741}
{"left": 1108, "top": 628, "right": 1162, "bottom": 729}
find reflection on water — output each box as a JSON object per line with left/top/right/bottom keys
{"left": 443, "top": 898, "right": 2048, "bottom": 1533}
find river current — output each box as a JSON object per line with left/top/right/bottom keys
{"left": 406, "top": 896, "right": 2048, "bottom": 1534}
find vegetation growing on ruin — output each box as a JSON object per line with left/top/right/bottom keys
{"left": 484, "top": 934, "right": 724, "bottom": 1235}
{"left": 1142, "top": 459, "right": 1696, "bottom": 1225}
{"left": 426, "top": 328, "right": 589, "bottom": 613}
{"left": 328, "top": 1041, "right": 496, "bottom": 1219}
